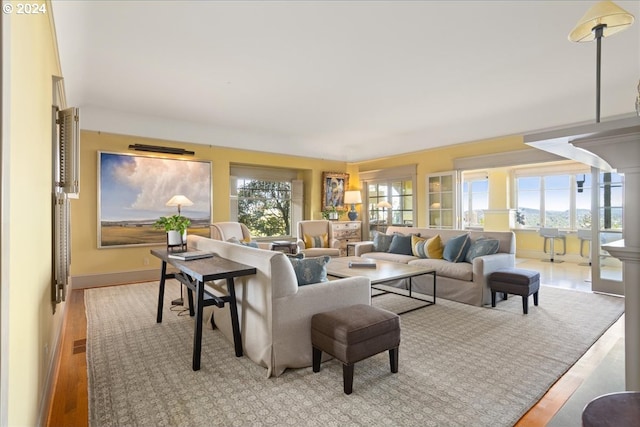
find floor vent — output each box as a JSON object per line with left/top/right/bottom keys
{"left": 73, "top": 338, "right": 86, "bottom": 354}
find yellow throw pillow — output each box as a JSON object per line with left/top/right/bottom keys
{"left": 412, "top": 235, "right": 428, "bottom": 257}
{"left": 304, "top": 233, "right": 328, "bottom": 248}
{"left": 426, "top": 235, "right": 443, "bottom": 259}
{"left": 412, "top": 234, "right": 443, "bottom": 259}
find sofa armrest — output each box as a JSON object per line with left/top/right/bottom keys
{"left": 296, "top": 239, "right": 306, "bottom": 251}
{"left": 270, "top": 276, "right": 371, "bottom": 376}
{"left": 472, "top": 253, "right": 516, "bottom": 305}
{"left": 354, "top": 241, "right": 374, "bottom": 257}
{"left": 329, "top": 238, "right": 341, "bottom": 249}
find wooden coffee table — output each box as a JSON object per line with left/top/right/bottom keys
{"left": 326, "top": 256, "right": 436, "bottom": 314}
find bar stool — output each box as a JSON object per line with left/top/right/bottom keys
{"left": 577, "top": 229, "right": 592, "bottom": 266}
{"left": 539, "top": 228, "right": 565, "bottom": 263}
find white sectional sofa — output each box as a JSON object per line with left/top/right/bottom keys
{"left": 187, "top": 234, "right": 371, "bottom": 377}
{"left": 354, "top": 226, "right": 516, "bottom": 306}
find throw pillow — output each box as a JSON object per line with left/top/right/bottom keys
{"left": 227, "top": 237, "right": 259, "bottom": 248}
{"left": 372, "top": 231, "right": 394, "bottom": 252}
{"left": 442, "top": 233, "right": 471, "bottom": 263}
{"left": 303, "top": 233, "right": 328, "bottom": 248}
{"left": 412, "top": 234, "right": 443, "bottom": 259}
{"left": 464, "top": 238, "right": 500, "bottom": 263}
{"left": 389, "top": 233, "right": 414, "bottom": 255}
{"left": 288, "top": 255, "right": 331, "bottom": 286}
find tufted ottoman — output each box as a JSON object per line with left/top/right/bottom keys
{"left": 489, "top": 268, "right": 540, "bottom": 314}
{"left": 311, "top": 304, "right": 401, "bottom": 394}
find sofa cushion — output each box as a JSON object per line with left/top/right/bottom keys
{"left": 409, "top": 258, "right": 473, "bottom": 281}
{"left": 389, "top": 233, "right": 414, "bottom": 255}
{"left": 412, "top": 234, "right": 443, "bottom": 259}
{"left": 362, "top": 252, "right": 418, "bottom": 264}
{"left": 288, "top": 255, "right": 331, "bottom": 286}
{"left": 465, "top": 238, "right": 500, "bottom": 263}
{"left": 372, "top": 231, "right": 394, "bottom": 252}
{"left": 304, "top": 233, "right": 328, "bottom": 248}
{"left": 443, "top": 233, "right": 471, "bottom": 263}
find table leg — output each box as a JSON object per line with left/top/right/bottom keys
{"left": 226, "top": 277, "right": 243, "bottom": 357}
{"left": 192, "top": 280, "right": 205, "bottom": 371}
{"left": 432, "top": 271, "right": 437, "bottom": 304}
{"left": 156, "top": 261, "right": 167, "bottom": 323}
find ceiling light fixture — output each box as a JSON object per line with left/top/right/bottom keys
{"left": 568, "top": 1, "right": 635, "bottom": 123}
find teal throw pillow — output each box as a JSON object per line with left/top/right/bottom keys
{"left": 372, "top": 231, "right": 394, "bottom": 252}
{"left": 443, "top": 233, "right": 471, "bottom": 263}
{"left": 227, "top": 237, "right": 259, "bottom": 248}
{"left": 388, "top": 233, "right": 414, "bottom": 255}
{"left": 464, "top": 238, "right": 500, "bottom": 263}
{"left": 288, "top": 255, "right": 331, "bottom": 286}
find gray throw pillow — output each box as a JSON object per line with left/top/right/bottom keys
{"left": 372, "top": 232, "right": 394, "bottom": 252}
{"left": 464, "top": 238, "right": 500, "bottom": 263}
{"left": 388, "top": 233, "right": 414, "bottom": 255}
{"left": 288, "top": 255, "right": 331, "bottom": 286}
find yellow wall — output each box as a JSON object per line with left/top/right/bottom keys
{"left": 6, "top": 3, "right": 65, "bottom": 425}
{"left": 354, "top": 135, "right": 525, "bottom": 227}
{"left": 71, "top": 131, "right": 349, "bottom": 277}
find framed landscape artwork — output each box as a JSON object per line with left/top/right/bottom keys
{"left": 322, "top": 172, "right": 349, "bottom": 211}
{"left": 98, "top": 151, "right": 212, "bottom": 248}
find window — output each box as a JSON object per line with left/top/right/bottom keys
{"left": 514, "top": 164, "right": 623, "bottom": 231}
{"left": 360, "top": 165, "right": 417, "bottom": 239}
{"left": 544, "top": 175, "right": 570, "bottom": 228}
{"left": 230, "top": 166, "right": 302, "bottom": 238}
{"left": 599, "top": 172, "right": 623, "bottom": 231}
{"left": 462, "top": 176, "right": 488, "bottom": 228}
{"left": 365, "top": 178, "right": 414, "bottom": 237}
{"left": 236, "top": 178, "right": 292, "bottom": 237}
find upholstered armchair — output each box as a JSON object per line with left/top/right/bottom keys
{"left": 296, "top": 220, "right": 341, "bottom": 257}
{"left": 210, "top": 222, "right": 271, "bottom": 249}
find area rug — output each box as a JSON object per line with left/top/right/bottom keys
{"left": 85, "top": 281, "right": 624, "bottom": 427}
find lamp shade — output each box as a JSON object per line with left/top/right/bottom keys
{"left": 344, "top": 190, "right": 362, "bottom": 205}
{"left": 569, "top": 1, "right": 634, "bottom": 42}
{"left": 377, "top": 201, "right": 392, "bottom": 209}
{"left": 166, "top": 195, "right": 193, "bottom": 208}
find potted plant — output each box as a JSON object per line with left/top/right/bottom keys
{"left": 515, "top": 210, "right": 526, "bottom": 227}
{"left": 153, "top": 214, "right": 191, "bottom": 248}
{"left": 322, "top": 205, "right": 339, "bottom": 220}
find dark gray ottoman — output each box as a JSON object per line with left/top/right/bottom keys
{"left": 311, "top": 304, "right": 401, "bottom": 394}
{"left": 489, "top": 268, "right": 540, "bottom": 314}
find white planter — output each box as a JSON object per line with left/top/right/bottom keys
{"left": 167, "top": 230, "right": 183, "bottom": 246}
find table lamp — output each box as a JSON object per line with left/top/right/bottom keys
{"left": 344, "top": 191, "right": 362, "bottom": 221}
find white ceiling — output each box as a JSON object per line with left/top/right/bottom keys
{"left": 51, "top": 1, "right": 640, "bottom": 162}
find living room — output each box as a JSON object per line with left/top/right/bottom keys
{"left": 4, "top": 1, "right": 640, "bottom": 426}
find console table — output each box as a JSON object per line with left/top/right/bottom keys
{"left": 151, "top": 249, "right": 256, "bottom": 371}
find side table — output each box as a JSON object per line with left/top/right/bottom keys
{"left": 151, "top": 249, "right": 256, "bottom": 371}
{"left": 270, "top": 240, "right": 297, "bottom": 254}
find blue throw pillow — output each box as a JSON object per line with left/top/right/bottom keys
{"left": 288, "top": 255, "right": 331, "bottom": 286}
{"left": 388, "top": 233, "right": 414, "bottom": 255}
{"left": 443, "top": 233, "right": 471, "bottom": 263}
{"left": 465, "top": 238, "right": 500, "bottom": 263}
{"left": 372, "top": 231, "right": 394, "bottom": 252}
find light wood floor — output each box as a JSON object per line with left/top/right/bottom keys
{"left": 46, "top": 260, "right": 625, "bottom": 427}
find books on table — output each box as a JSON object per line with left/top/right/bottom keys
{"left": 167, "top": 251, "right": 214, "bottom": 261}
{"left": 348, "top": 259, "right": 377, "bottom": 268}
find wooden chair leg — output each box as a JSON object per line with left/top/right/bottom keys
{"left": 522, "top": 295, "right": 529, "bottom": 315}
{"left": 389, "top": 347, "right": 399, "bottom": 373}
{"left": 491, "top": 291, "right": 496, "bottom": 307}
{"left": 343, "top": 363, "right": 354, "bottom": 395}
{"left": 533, "top": 291, "right": 539, "bottom": 306}
{"left": 312, "top": 347, "right": 322, "bottom": 373}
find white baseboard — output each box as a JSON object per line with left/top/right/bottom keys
{"left": 71, "top": 269, "right": 160, "bottom": 289}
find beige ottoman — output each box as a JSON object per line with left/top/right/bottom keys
{"left": 311, "top": 304, "right": 401, "bottom": 394}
